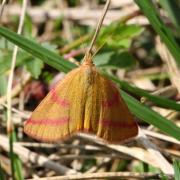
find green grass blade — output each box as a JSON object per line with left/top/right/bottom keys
{"left": 106, "top": 74, "right": 180, "bottom": 111}
{"left": 121, "top": 90, "right": 180, "bottom": 141}
{"left": 0, "top": 26, "right": 77, "bottom": 73}
{"left": 135, "top": 0, "right": 180, "bottom": 65}
{"left": 0, "top": 161, "right": 5, "bottom": 180}
{"left": 9, "top": 131, "right": 24, "bottom": 180}
{"left": 159, "top": 0, "right": 180, "bottom": 30}
{"left": 0, "top": 75, "right": 7, "bottom": 95}
{"left": 9, "top": 133, "right": 15, "bottom": 180}
{"left": 12, "top": 131, "right": 24, "bottom": 180}
{"left": 173, "top": 160, "right": 180, "bottom": 180}
{"left": 160, "top": 173, "right": 169, "bottom": 180}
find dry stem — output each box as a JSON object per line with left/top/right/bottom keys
{"left": 6, "top": 0, "right": 27, "bottom": 133}
{"left": 0, "top": 135, "right": 77, "bottom": 175}
{"left": 27, "top": 172, "right": 172, "bottom": 180}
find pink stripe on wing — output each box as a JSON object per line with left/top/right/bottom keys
{"left": 51, "top": 88, "right": 70, "bottom": 107}
{"left": 100, "top": 119, "right": 136, "bottom": 128}
{"left": 26, "top": 117, "right": 69, "bottom": 126}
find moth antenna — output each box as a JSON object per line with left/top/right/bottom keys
{"left": 91, "top": 41, "right": 106, "bottom": 59}
{"left": 84, "top": 0, "right": 111, "bottom": 63}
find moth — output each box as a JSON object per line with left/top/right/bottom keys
{"left": 24, "top": 53, "right": 138, "bottom": 143}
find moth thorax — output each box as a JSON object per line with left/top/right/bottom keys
{"left": 84, "top": 66, "right": 95, "bottom": 86}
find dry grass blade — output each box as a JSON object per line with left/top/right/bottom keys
{"left": 6, "top": 0, "right": 27, "bottom": 133}
{"left": 15, "top": 142, "right": 101, "bottom": 151}
{"left": 138, "top": 129, "right": 174, "bottom": 174}
{"left": 143, "top": 129, "right": 180, "bottom": 145}
{"left": 76, "top": 133, "right": 170, "bottom": 171}
{"left": 48, "top": 154, "right": 130, "bottom": 161}
{"left": 0, "top": 135, "right": 77, "bottom": 175}
{"left": 156, "top": 36, "right": 180, "bottom": 94}
{"left": 26, "top": 172, "right": 173, "bottom": 180}
{"left": 0, "top": 155, "right": 11, "bottom": 175}
{"left": 164, "top": 149, "right": 180, "bottom": 158}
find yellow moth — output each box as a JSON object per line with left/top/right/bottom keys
{"left": 24, "top": 53, "right": 138, "bottom": 143}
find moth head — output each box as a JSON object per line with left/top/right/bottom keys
{"left": 82, "top": 52, "right": 94, "bottom": 67}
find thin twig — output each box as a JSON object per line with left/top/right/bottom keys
{"left": 86, "top": 0, "right": 111, "bottom": 57}
{"left": 26, "top": 172, "right": 173, "bottom": 180}
{"left": 60, "top": 35, "right": 90, "bottom": 54}
{"left": 48, "top": 154, "right": 130, "bottom": 161}
{"left": 15, "top": 142, "right": 101, "bottom": 151}
{"left": 0, "top": 0, "right": 7, "bottom": 20}
{"left": 143, "top": 129, "right": 180, "bottom": 145}
{"left": 6, "top": 0, "right": 27, "bottom": 133}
